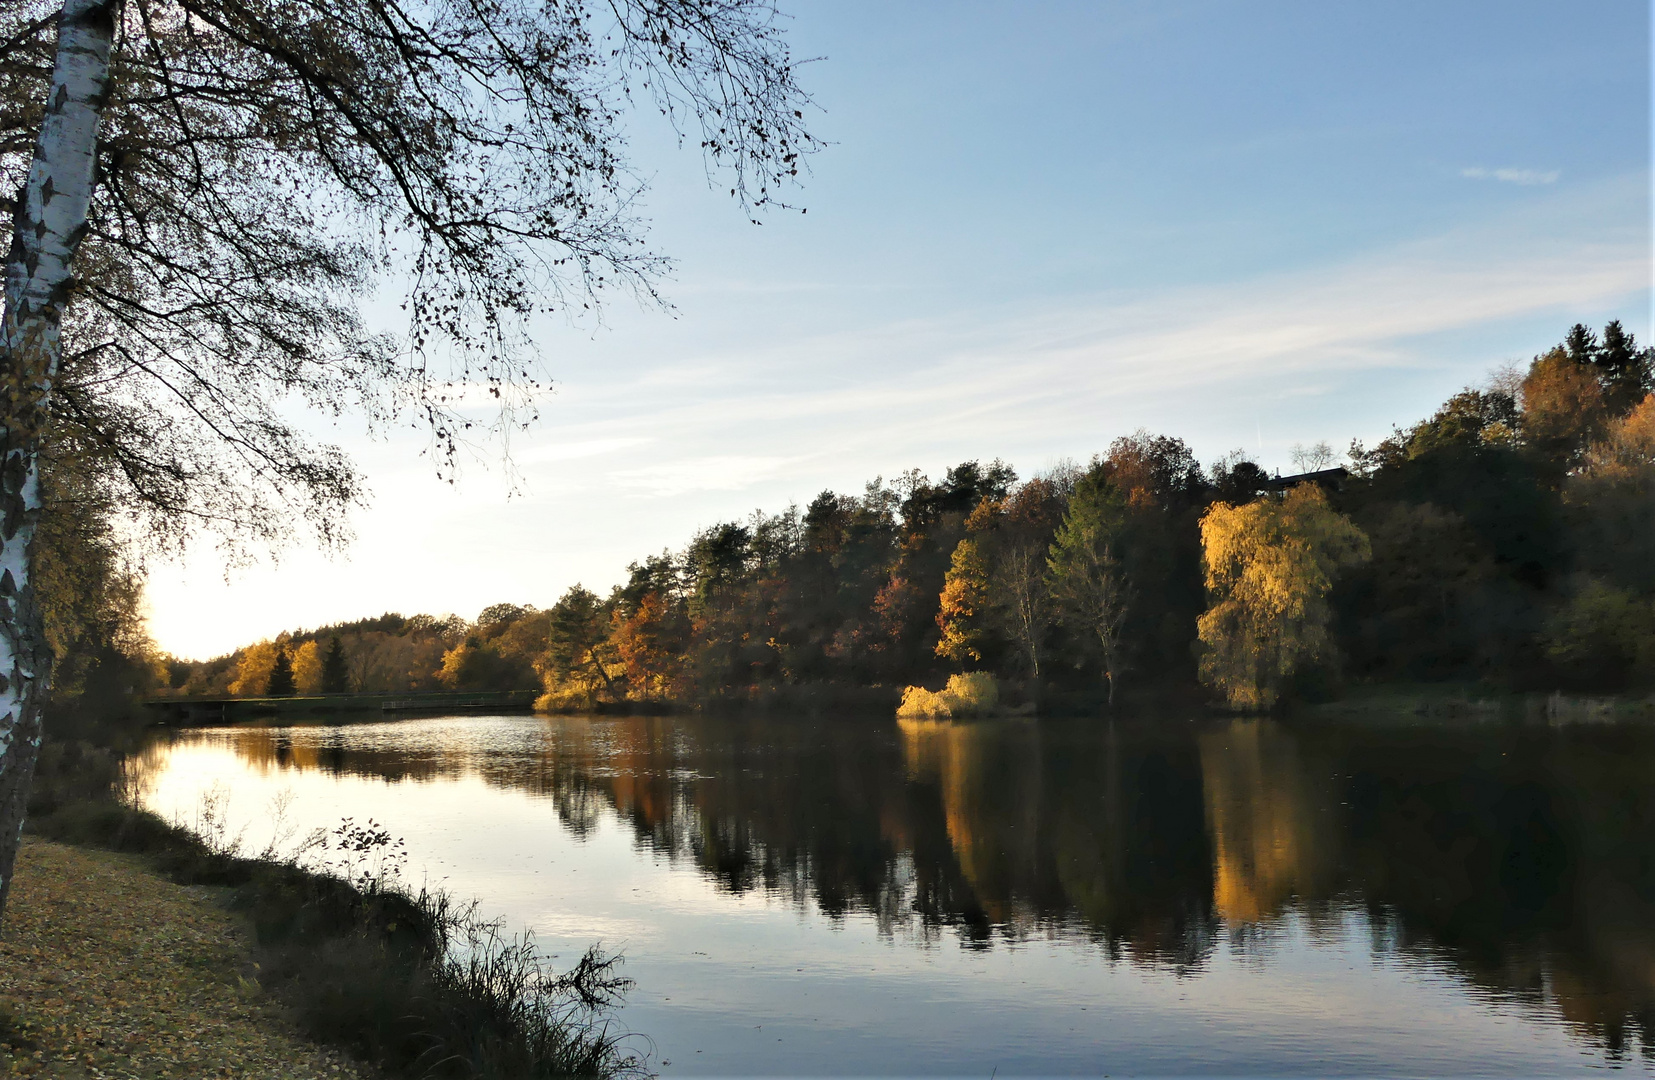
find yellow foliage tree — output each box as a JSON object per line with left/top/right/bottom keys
{"left": 228, "top": 640, "right": 280, "bottom": 697}
{"left": 935, "top": 538, "right": 991, "bottom": 665}
{"left": 1522, "top": 346, "right": 1608, "bottom": 462}
{"left": 437, "top": 641, "right": 496, "bottom": 690}
{"left": 1577, "top": 393, "right": 1655, "bottom": 484}
{"left": 291, "top": 640, "right": 323, "bottom": 695}
{"left": 1197, "top": 484, "right": 1371, "bottom": 709}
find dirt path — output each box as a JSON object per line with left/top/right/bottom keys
{"left": 0, "top": 838, "right": 374, "bottom": 1079}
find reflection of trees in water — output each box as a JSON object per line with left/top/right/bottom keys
{"left": 1319, "top": 725, "right": 1655, "bottom": 1063}
{"left": 899, "top": 716, "right": 1221, "bottom": 967}
{"left": 165, "top": 712, "right": 1655, "bottom": 1059}
{"left": 1196, "top": 718, "right": 1654, "bottom": 1063}
{"left": 1197, "top": 720, "right": 1336, "bottom": 925}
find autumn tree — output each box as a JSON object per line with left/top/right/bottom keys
{"left": 611, "top": 592, "right": 689, "bottom": 700}
{"left": 1556, "top": 394, "right": 1655, "bottom": 675}
{"left": 0, "top": 0, "right": 815, "bottom": 911}
{"left": 879, "top": 461, "right": 1015, "bottom": 676}
{"left": 1197, "top": 484, "right": 1370, "bottom": 709}
{"left": 935, "top": 538, "right": 992, "bottom": 667}
{"left": 228, "top": 640, "right": 278, "bottom": 697}
{"left": 1522, "top": 347, "right": 1608, "bottom": 466}
{"left": 289, "top": 639, "right": 322, "bottom": 695}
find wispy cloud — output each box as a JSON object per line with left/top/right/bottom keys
{"left": 513, "top": 436, "right": 650, "bottom": 465}
{"left": 610, "top": 454, "right": 798, "bottom": 496}
{"left": 1461, "top": 166, "right": 1560, "bottom": 186}
{"left": 555, "top": 177, "right": 1647, "bottom": 469}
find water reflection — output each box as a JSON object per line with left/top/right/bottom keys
{"left": 140, "top": 713, "right": 1655, "bottom": 1064}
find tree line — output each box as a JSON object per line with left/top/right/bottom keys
{"left": 163, "top": 320, "right": 1655, "bottom": 711}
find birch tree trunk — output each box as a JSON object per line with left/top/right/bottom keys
{"left": 0, "top": 0, "right": 117, "bottom": 918}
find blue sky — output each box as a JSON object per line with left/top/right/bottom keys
{"left": 147, "top": 0, "right": 1652, "bottom": 658}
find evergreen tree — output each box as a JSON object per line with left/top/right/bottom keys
{"left": 1595, "top": 320, "right": 1654, "bottom": 415}
{"left": 320, "top": 636, "right": 350, "bottom": 694}
{"left": 1048, "top": 468, "right": 1134, "bottom": 706}
{"left": 265, "top": 647, "right": 296, "bottom": 697}
{"left": 547, "top": 586, "right": 616, "bottom": 694}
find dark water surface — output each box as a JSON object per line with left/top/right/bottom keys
{"left": 134, "top": 712, "right": 1655, "bottom": 1076}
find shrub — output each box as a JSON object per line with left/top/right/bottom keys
{"left": 535, "top": 686, "right": 599, "bottom": 713}
{"left": 943, "top": 672, "right": 999, "bottom": 715}
{"left": 896, "top": 673, "right": 1000, "bottom": 719}
{"left": 897, "top": 686, "right": 953, "bottom": 719}
{"left": 1545, "top": 578, "right": 1655, "bottom": 690}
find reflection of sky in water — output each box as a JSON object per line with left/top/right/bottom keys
{"left": 136, "top": 715, "right": 1648, "bottom": 1076}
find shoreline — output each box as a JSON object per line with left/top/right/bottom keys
{"left": 136, "top": 681, "right": 1655, "bottom": 728}
{"left": 19, "top": 794, "right": 645, "bottom": 1080}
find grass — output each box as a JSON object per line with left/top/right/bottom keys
{"left": 26, "top": 739, "right": 646, "bottom": 1080}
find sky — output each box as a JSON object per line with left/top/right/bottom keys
{"left": 145, "top": 0, "right": 1653, "bottom": 659}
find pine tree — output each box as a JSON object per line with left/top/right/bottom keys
{"left": 320, "top": 636, "right": 350, "bottom": 694}
{"left": 1595, "top": 320, "right": 1654, "bottom": 415}
{"left": 265, "top": 647, "right": 296, "bottom": 697}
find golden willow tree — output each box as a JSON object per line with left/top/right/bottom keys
{"left": 0, "top": 0, "right": 815, "bottom": 914}
{"left": 1197, "top": 484, "right": 1370, "bottom": 709}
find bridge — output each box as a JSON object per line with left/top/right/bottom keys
{"left": 143, "top": 689, "right": 539, "bottom": 726}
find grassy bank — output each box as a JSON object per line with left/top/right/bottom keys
{"left": 24, "top": 741, "right": 645, "bottom": 1080}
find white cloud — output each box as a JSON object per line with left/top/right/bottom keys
{"left": 1461, "top": 166, "right": 1560, "bottom": 186}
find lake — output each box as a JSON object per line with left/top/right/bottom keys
{"left": 132, "top": 711, "right": 1655, "bottom": 1076}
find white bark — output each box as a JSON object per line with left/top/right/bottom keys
{"left": 0, "top": 0, "right": 118, "bottom": 917}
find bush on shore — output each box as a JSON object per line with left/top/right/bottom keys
{"left": 897, "top": 673, "right": 1000, "bottom": 719}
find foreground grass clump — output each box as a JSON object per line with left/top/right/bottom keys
{"left": 897, "top": 673, "right": 1000, "bottom": 719}
{"left": 29, "top": 779, "right": 643, "bottom": 1080}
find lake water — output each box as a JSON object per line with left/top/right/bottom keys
{"left": 132, "top": 712, "right": 1655, "bottom": 1076}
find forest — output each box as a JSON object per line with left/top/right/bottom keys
{"left": 155, "top": 320, "right": 1655, "bottom": 713}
